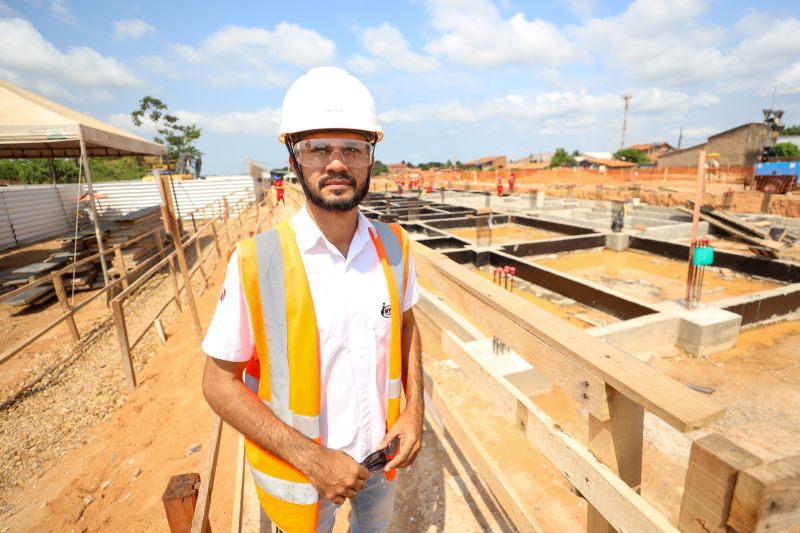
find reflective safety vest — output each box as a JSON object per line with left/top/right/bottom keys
{"left": 236, "top": 219, "right": 409, "bottom": 533}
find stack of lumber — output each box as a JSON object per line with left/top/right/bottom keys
{"left": 57, "top": 230, "right": 106, "bottom": 290}
{"left": 105, "top": 207, "right": 164, "bottom": 283}
{"left": 681, "top": 203, "right": 792, "bottom": 258}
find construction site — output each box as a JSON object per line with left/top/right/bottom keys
{"left": 1, "top": 45, "right": 800, "bottom": 533}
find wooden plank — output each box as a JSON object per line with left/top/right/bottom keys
{"left": 113, "top": 244, "right": 129, "bottom": 290}
{"left": 163, "top": 472, "right": 201, "bottom": 533}
{"left": 587, "top": 386, "right": 645, "bottom": 533}
{"left": 423, "top": 325, "right": 679, "bottom": 532}
{"left": 154, "top": 318, "right": 167, "bottom": 345}
{"left": 424, "top": 372, "right": 545, "bottom": 533}
{"left": 191, "top": 416, "right": 224, "bottom": 533}
{"left": 728, "top": 455, "right": 800, "bottom": 533}
{"left": 412, "top": 241, "right": 725, "bottom": 431}
{"left": 678, "top": 434, "right": 763, "bottom": 533}
{"left": 230, "top": 434, "right": 246, "bottom": 533}
{"left": 50, "top": 273, "right": 80, "bottom": 342}
{"left": 111, "top": 300, "right": 137, "bottom": 391}
{"left": 678, "top": 207, "right": 781, "bottom": 254}
{"left": 0, "top": 284, "right": 52, "bottom": 307}
{"left": 11, "top": 262, "right": 59, "bottom": 276}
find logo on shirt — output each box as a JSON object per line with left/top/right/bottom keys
{"left": 380, "top": 302, "right": 391, "bottom": 319}
{"left": 219, "top": 287, "right": 227, "bottom": 302}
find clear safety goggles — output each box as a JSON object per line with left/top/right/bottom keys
{"left": 292, "top": 138, "right": 374, "bottom": 168}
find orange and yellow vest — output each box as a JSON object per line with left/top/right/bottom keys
{"left": 236, "top": 219, "right": 409, "bottom": 533}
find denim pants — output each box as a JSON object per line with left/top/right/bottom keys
{"left": 275, "top": 470, "right": 397, "bottom": 533}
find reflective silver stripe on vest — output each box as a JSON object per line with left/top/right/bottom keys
{"left": 388, "top": 377, "right": 402, "bottom": 399}
{"left": 254, "top": 230, "right": 291, "bottom": 426}
{"left": 260, "top": 400, "right": 320, "bottom": 440}
{"left": 371, "top": 221, "right": 405, "bottom": 302}
{"left": 249, "top": 464, "right": 319, "bottom": 505}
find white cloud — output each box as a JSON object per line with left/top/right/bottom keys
{"left": 110, "top": 106, "right": 282, "bottom": 137}
{"left": 170, "top": 22, "right": 335, "bottom": 87}
{"left": 349, "top": 23, "right": 438, "bottom": 74}
{"left": 49, "top": 0, "right": 76, "bottom": 24}
{"left": 380, "top": 87, "right": 718, "bottom": 134}
{"left": 567, "top": 0, "right": 595, "bottom": 19}
{"left": 113, "top": 19, "right": 156, "bottom": 41}
{"left": 424, "top": 0, "right": 576, "bottom": 68}
{"left": 0, "top": 18, "right": 140, "bottom": 98}
{"left": 776, "top": 63, "right": 800, "bottom": 96}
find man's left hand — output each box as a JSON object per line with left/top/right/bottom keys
{"left": 378, "top": 403, "right": 423, "bottom": 471}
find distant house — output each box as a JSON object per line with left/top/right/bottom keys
{"left": 577, "top": 154, "right": 636, "bottom": 170}
{"left": 658, "top": 123, "right": 775, "bottom": 167}
{"left": 463, "top": 155, "right": 508, "bottom": 170}
{"left": 628, "top": 142, "right": 675, "bottom": 162}
{"left": 388, "top": 163, "right": 411, "bottom": 173}
{"left": 777, "top": 135, "right": 800, "bottom": 149}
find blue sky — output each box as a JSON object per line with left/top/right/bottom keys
{"left": 2, "top": 0, "right": 799, "bottom": 174}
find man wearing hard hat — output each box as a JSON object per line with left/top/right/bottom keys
{"left": 201, "top": 67, "right": 423, "bottom": 533}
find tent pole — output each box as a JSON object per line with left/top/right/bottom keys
{"left": 79, "top": 134, "right": 110, "bottom": 287}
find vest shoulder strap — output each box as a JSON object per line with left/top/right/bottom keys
{"left": 370, "top": 220, "right": 409, "bottom": 300}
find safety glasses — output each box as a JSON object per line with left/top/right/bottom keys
{"left": 360, "top": 439, "right": 400, "bottom": 472}
{"left": 293, "top": 138, "right": 374, "bottom": 168}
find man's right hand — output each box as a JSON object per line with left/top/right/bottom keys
{"left": 306, "top": 448, "right": 369, "bottom": 504}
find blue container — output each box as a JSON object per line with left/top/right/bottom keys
{"left": 693, "top": 247, "right": 714, "bottom": 266}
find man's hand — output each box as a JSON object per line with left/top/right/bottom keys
{"left": 305, "top": 448, "right": 369, "bottom": 504}
{"left": 378, "top": 403, "right": 423, "bottom": 471}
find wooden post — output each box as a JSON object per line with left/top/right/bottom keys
{"left": 50, "top": 272, "right": 80, "bottom": 342}
{"left": 587, "top": 386, "right": 644, "bottom": 533}
{"left": 678, "top": 434, "right": 762, "bottom": 533}
{"left": 194, "top": 238, "right": 207, "bottom": 280}
{"left": 163, "top": 473, "right": 200, "bottom": 533}
{"left": 113, "top": 244, "right": 129, "bottom": 289}
{"left": 728, "top": 455, "right": 800, "bottom": 533}
{"left": 191, "top": 416, "right": 223, "bottom": 533}
{"left": 157, "top": 173, "right": 202, "bottom": 338}
{"left": 155, "top": 231, "right": 182, "bottom": 312}
{"left": 110, "top": 300, "right": 136, "bottom": 391}
{"left": 210, "top": 220, "right": 222, "bottom": 258}
{"left": 223, "top": 197, "right": 230, "bottom": 221}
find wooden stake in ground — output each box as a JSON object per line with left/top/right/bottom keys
{"left": 156, "top": 172, "right": 202, "bottom": 338}
{"left": 163, "top": 473, "right": 201, "bottom": 533}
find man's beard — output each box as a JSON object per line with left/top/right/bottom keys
{"left": 298, "top": 172, "right": 371, "bottom": 212}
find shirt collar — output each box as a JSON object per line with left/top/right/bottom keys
{"left": 293, "top": 203, "right": 375, "bottom": 260}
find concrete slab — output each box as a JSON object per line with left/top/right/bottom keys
{"left": 654, "top": 300, "right": 742, "bottom": 357}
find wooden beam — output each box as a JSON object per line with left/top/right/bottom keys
{"left": 110, "top": 300, "right": 136, "bottom": 391}
{"left": 587, "top": 386, "right": 644, "bottom": 533}
{"left": 678, "top": 434, "right": 763, "bottom": 533}
{"left": 423, "top": 340, "right": 678, "bottom": 533}
{"left": 411, "top": 241, "right": 725, "bottom": 432}
{"left": 191, "top": 416, "right": 224, "bottom": 533}
{"left": 727, "top": 455, "right": 800, "bottom": 533}
{"left": 163, "top": 472, "right": 200, "bottom": 533}
{"left": 50, "top": 272, "right": 80, "bottom": 342}
{"left": 230, "top": 434, "right": 246, "bottom": 533}
{"left": 424, "top": 372, "right": 544, "bottom": 533}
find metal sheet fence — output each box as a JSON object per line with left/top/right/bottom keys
{"left": 0, "top": 176, "right": 255, "bottom": 251}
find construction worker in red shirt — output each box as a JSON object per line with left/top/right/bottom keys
{"left": 496, "top": 174, "right": 504, "bottom": 196}
{"left": 508, "top": 173, "right": 516, "bottom": 194}
{"left": 274, "top": 177, "right": 285, "bottom": 205}
{"left": 201, "top": 67, "right": 423, "bottom": 533}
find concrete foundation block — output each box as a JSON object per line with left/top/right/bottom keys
{"left": 588, "top": 312, "right": 680, "bottom": 361}
{"left": 654, "top": 301, "right": 742, "bottom": 357}
{"left": 606, "top": 232, "right": 631, "bottom": 251}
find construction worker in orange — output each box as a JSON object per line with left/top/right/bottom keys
{"left": 508, "top": 172, "right": 516, "bottom": 194}
{"left": 201, "top": 67, "right": 423, "bottom": 533}
{"left": 496, "top": 174, "right": 504, "bottom": 196}
{"left": 274, "top": 176, "right": 285, "bottom": 205}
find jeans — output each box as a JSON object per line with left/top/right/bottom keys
{"left": 275, "top": 470, "right": 397, "bottom": 533}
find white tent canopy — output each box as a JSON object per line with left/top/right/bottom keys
{"left": 0, "top": 80, "right": 166, "bottom": 159}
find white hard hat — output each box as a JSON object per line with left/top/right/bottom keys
{"left": 278, "top": 67, "right": 383, "bottom": 143}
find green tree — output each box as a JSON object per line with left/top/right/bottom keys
{"left": 131, "top": 96, "right": 202, "bottom": 162}
{"left": 769, "top": 142, "right": 800, "bottom": 158}
{"left": 783, "top": 125, "right": 800, "bottom": 135}
{"left": 0, "top": 157, "right": 141, "bottom": 184}
{"left": 549, "top": 147, "right": 577, "bottom": 168}
{"left": 613, "top": 148, "right": 649, "bottom": 165}
{"left": 372, "top": 160, "right": 388, "bottom": 175}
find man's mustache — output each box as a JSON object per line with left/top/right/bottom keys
{"left": 318, "top": 173, "right": 356, "bottom": 188}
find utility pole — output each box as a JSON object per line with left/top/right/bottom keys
{"left": 619, "top": 93, "right": 633, "bottom": 150}
{"left": 677, "top": 125, "right": 683, "bottom": 149}
{"left": 620, "top": 93, "right": 632, "bottom": 150}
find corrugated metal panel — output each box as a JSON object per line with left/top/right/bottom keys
{"left": 0, "top": 177, "right": 254, "bottom": 251}
{"left": 0, "top": 185, "right": 73, "bottom": 250}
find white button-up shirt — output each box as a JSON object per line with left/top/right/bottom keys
{"left": 202, "top": 204, "right": 419, "bottom": 462}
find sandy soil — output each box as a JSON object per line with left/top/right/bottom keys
{"left": 448, "top": 223, "right": 562, "bottom": 246}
